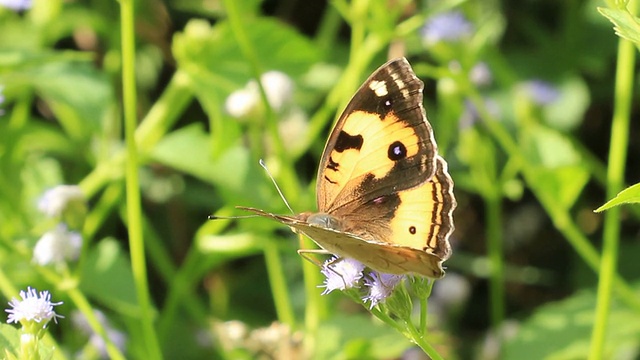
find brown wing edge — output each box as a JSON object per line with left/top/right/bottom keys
{"left": 431, "top": 155, "right": 456, "bottom": 263}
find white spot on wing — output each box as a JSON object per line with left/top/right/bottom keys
{"left": 369, "top": 80, "right": 388, "bottom": 97}
{"left": 390, "top": 72, "right": 410, "bottom": 98}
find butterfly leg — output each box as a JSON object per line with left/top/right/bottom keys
{"left": 296, "top": 248, "right": 332, "bottom": 269}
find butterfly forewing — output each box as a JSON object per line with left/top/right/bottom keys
{"left": 316, "top": 58, "right": 438, "bottom": 213}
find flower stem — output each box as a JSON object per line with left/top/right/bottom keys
{"left": 119, "top": 0, "right": 163, "bottom": 358}
{"left": 589, "top": 1, "right": 637, "bottom": 358}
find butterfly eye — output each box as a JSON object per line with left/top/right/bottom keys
{"left": 388, "top": 141, "right": 407, "bottom": 161}
{"left": 409, "top": 226, "right": 417, "bottom": 234}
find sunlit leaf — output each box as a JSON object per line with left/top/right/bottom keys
{"left": 599, "top": 6, "right": 640, "bottom": 45}
{"left": 504, "top": 287, "right": 640, "bottom": 359}
{"left": 595, "top": 182, "right": 640, "bottom": 212}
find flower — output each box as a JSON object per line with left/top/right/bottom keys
{"left": 225, "top": 71, "right": 294, "bottom": 118}
{"left": 6, "top": 287, "right": 63, "bottom": 327}
{"left": 521, "top": 80, "right": 560, "bottom": 105}
{"left": 225, "top": 87, "right": 259, "bottom": 118}
{"left": 469, "top": 62, "right": 492, "bottom": 87}
{"left": 362, "top": 272, "right": 404, "bottom": 308}
{"left": 421, "top": 11, "right": 473, "bottom": 45}
{"left": 431, "top": 272, "right": 471, "bottom": 313}
{"left": 33, "top": 224, "right": 82, "bottom": 265}
{"left": 0, "top": 0, "right": 31, "bottom": 11}
{"left": 319, "top": 257, "right": 365, "bottom": 294}
{"left": 459, "top": 98, "right": 500, "bottom": 129}
{"left": 72, "top": 310, "right": 127, "bottom": 358}
{"left": 275, "top": 107, "right": 309, "bottom": 153}
{"left": 259, "top": 71, "right": 294, "bottom": 111}
{"left": 38, "top": 185, "right": 85, "bottom": 218}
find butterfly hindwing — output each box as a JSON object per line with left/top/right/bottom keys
{"left": 387, "top": 156, "right": 455, "bottom": 259}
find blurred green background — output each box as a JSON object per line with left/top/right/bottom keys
{"left": 1, "top": 0, "right": 639, "bottom": 359}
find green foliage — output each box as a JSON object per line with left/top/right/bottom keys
{"left": 0, "top": 0, "right": 639, "bottom": 359}
{"left": 505, "top": 286, "right": 640, "bottom": 359}
{"left": 599, "top": 3, "right": 640, "bottom": 46}
{"left": 595, "top": 182, "right": 640, "bottom": 212}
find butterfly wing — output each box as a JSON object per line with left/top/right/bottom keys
{"left": 290, "top": 223, "right": 447, "bottom": 278}
{"left": 238, "top": 206, "right": 446, "bottom": 278}
{"left": 238, "top": 156, "right": 455, "bottom": 278}
{"left": 316, "top": 58, "right": 438, "bottom": 214}
{"left": 384, "top": 156, "right": 454, "bottom": 259}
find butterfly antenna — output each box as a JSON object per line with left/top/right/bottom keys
{"left": 208, "top": 214, "right": 258, "bottom": 220}
{"left": 259, "top": 159, "right": 295, "bottom": 214}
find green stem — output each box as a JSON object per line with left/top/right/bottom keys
{"left": 405, "top": 319, "right": 444, "bottom": 360}
{"left": 589, "top": 2, "right": 637, "bottom": 357}
{"left": 263, "top": 238, "right": 296, "bottom": 327}
{"left": 314, "top": 4, "right": 342, "bottom": 54}
{"left": 80, "top": 70, "right": 193, "bottom": 199}
{"left": 466, "top": 84, "right": 640, "bottom": 313}
{"left": 119, "top": 0, "right": 163, "bottom": 358}
{"left": 486, "top": 194, "right": 505, "bottom": 332}
{"left": 67, "top": 287, "right": 126, "bottom": 360}
{"left": 301, "top": 235, "right": 324, "bottom": 354}
{"left": 419, "top": 296, "right": 427, "bottom": 334}
{"left": 349, "top": 0, "right": 368, "bottom": 61}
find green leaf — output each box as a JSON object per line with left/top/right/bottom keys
{"left": 31, "top": 62, "right": 113, "bottom": 141}
{"left": 0, "top": 324, "right": 19, "bottom": 358}
{"left": 80, "top": 238, "right": 138, "bottom": 313}
{"left": 504, "top": 286, "right": 640, "bottom": 359}
{"left": 0, "top": 324, "right": 55, "bottom": 360}
{"left": 197, "top": 232, "right": 263, "bottom": 257}
{"left": 149, "top": 123, "right": 248, "bottom": 187}
{"left": 520, "top": 125, "right": 589, "bottom": 209}
{"left": 172, "top": 18, "right": 320, "bottom": 118}
{"left": 598, "top": 6, "right": 640, "bottom": 45}
{"left": 149, "top": 124, "right": 274, "bottom": 206}
{"left": 544, "top": 76, "right": 590, "bottom": 131}
{"left": 528, "top": 165, "right": 590, "bottom": 210}
{"left": 595, "top": 182, "right": 640, "bottom": 212}
{"left": 174, "top": 18, "right": 320, "bottom": 87}
{"left": 314, "top": 314, "right": 412, "bottom": 360}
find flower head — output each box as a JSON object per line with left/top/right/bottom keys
{"left": 363, "top": 272, "right": 404, "bottom": 309}
{"left": 320, "top": 257, "right": 365, "bottom": 295}
{"left": 259, "top": 71, "right": 294, "bottom": 111}
{"left": 459, "top": 98, "right": 500, "bottom": 129}
{"left": 0, "top": 0, "right": 31, "bottom": 11}
{"left": 38, "top": 185, "right": 85, "bottom": 218}
{"left": 521, "top": 80, "right": 560, "bottom": 105}
{"left": 6, "top": 287, "right": 63, "bottom": 327}
{"left": 469, "top": 62, "right": 492, "bottom": 87}
{"left": 421, "top": 11, "right": 473, "bottom": 45}
{"left": 225, "top": 71, "right": 294, "bottom": 118}
{"left": 33, "top": 224, "right": 82, "bottom": 265}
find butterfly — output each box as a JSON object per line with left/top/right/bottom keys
{"left": 240, "top": 57, "right": 455, "bottom": 278}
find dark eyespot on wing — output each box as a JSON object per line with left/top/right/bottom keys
{"left": 387, "top": 141, "right": 407, "bottom": 161}
{"left": 334, "top": 131, "right": 363, "bottom": 152}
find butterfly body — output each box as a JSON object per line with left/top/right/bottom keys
{"left": 243, "top": 58, "right": 455, "bottom": 278}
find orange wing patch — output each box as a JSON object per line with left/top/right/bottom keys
{"left": 388, "top": 156, "right": 455, "bottom": 259}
